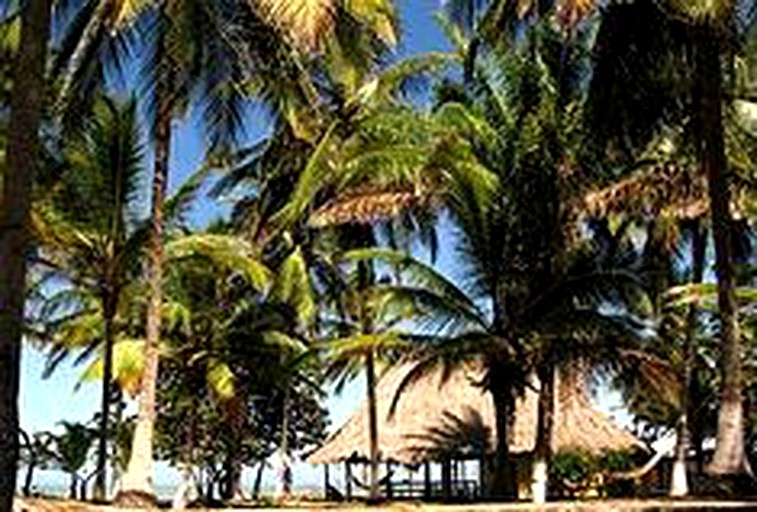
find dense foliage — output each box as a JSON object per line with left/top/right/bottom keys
{"left": 1, "top": 0, "right": 755, "bottom": 508}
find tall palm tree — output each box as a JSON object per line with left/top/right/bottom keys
{"left": 446, "top": 0, "right": 755, "bottom": 479}
{"left": 0, "top": 0, "right": 51, "bottom": 508}
{"left": 114, "top": 2, "right": 401, "bottom": 504}
{"left": 587, "top": 0, "right": 755, "bottom": 476}
{"left": 316, "top": 237, "right": 416, "bottom": 501}
{"left": 31, "top": 95, "right": 146, "bottom": 501}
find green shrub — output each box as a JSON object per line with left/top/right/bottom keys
{"left": 550, "top": 449, "right": 598, "bottom": 486}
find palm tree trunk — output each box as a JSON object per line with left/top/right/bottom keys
{"left": 23, "top": 458, "right": 35, "bottom": 498}
{"left": 70, "top": 475, "right": 78, "bottom": 500}
{"left": 488, "top": 361, "right": 517, "bottom": 501}
{"left": 0, "top": 0, "right": 51, "bottom": 509}
{"left": 94, "top": 296, "right": 117, "bottom": 501}
{"left": 531, "top": 362, "right": 554, "bottom": 504}
{"left": 18, "top": 428, "right": 33, "bottom": 497}
{"left": 276, "top": 386, "right": 292, "bottom": 502}
{"left": 253, "top": 459, "right": 265, "bottom": 499}
{"left": 172, "top": 411, "right": 198, "bottom": 510}
{"left": 116, "top": 63, "right": 172, "bottom": 507}
{"left": 365, "top": 350, "right": 380, "bottom": 502}
{"left": 671, "top": 221, "right": 706, "bottom": 496}
{"left": 696, "top": 31, "right": 747, "bottom": 477}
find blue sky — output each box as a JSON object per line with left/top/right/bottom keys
{"left": 19, "top": 0, "right": 631, "bottom": 496}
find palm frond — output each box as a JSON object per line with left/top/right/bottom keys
{"left": 166, "top": 233, "right": 272, "bottom": 290}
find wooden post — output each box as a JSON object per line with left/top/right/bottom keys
{"left": 424, "top": 462, "right": 431, "bottom": 499}
{"left": 442, "top": 458, "right": 451, "bottom": 501}
{"left": 345, "top": 461, "right": 352, "bottom": 500}
{"left": 323, "top": 464, "right": 330, "bottom": 500}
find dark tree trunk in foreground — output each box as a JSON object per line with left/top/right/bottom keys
{"left": 0, "top": 0, "right": 51, "bottom": 508}
{"left": 488, "top": 362, "right": 517, "bottom": 501}
{"left": 253, "top": 460, "right": 265, "bottom": 499}
{"left": 69, "top": 475, "right": 77, "bottom": 499}
{"left": 696, "top": 30, "right": 748, "bottom": 477}
{"left": 117, "top": 49, "right": 172, "bottom": 507}
{"left": 94, "top": 296, "right": 117, "bottom": 501}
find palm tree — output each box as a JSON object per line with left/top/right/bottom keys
{"left": 0, "top": 0, "right": 50, "bottom": 508}
{"left": 281, "top": 18, "right": 653, "bottom": 501}
{"left": 446, "top": 0, "right": 755, "bottom": 479}
{"left": 113, "top": 2, "right": 402, "bottom": 503}
{"left": 594, "top": 0, "right": 752, "bottom": 475}
{"left": 32, "top": 95, "right": 146, "bottom": 501}
{"left": 316, "top": 238, "right": 416, "bottom": 501}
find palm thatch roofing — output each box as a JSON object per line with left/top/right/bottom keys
{"left": 307, "top": 363, "right": 642, "bottom": 465}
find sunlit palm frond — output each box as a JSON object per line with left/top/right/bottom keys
{"left": 271, "top": 247, "right": 316, "bottom": 326}
{"left": 257, "top": 0, "right": 335, "bottom": 50}
{"left": 166, "top": 233, "right": 272, "bottom": 290}
{"left": 78, "top": 338, "right": 145, "bottom": 396}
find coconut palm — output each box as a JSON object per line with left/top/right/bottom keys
{"left": 113, "top": 2, "right": 403, "bottom": 503}
{"left": 0, "top": 0, "right": 50, "bottom": 507}
{"left": 587, "top": 0, "right": 757, "bottom": 476}
{"left": 443, "top": 0, "right": 757, "bottom": 479}
{"left": 71, "top": 225, "right": 319, "bottom": 503}
{"left": 31, "top": 164, "right": 206, "bottom": 503}
{"left": 30, "top": 95, "right": 145, "bottom": 500}
{"left": 313, "top": 230, "right": 418, "bottom": 501}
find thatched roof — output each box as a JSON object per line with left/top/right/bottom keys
{"left": 308, "top": 363, "right": 642, "bottom": 465}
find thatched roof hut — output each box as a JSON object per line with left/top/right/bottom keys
{"left": 308, "top": 363, "right": 642, "bottom": 465}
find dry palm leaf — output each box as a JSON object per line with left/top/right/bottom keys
{"left": 574, "top": 162, "right": 750, "bottom": 221}
{"left": 309, "top": 184, "right": 437, "bottom": 227}
{"left": 256, "top": 0, "right": 335, "bottom": 50}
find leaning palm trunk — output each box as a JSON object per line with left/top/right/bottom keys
{"left": 94, "top": 296, "right": 117, "bottom": 500}
{"left": 55, "top": 0, "right": 111, "bottom": 116}
{"left": 365, "top": 350, "right": 380, "bottom": 501}
{"left": 696, "top": 30, "right": 747, "bottom": 477}
{"left": 117, "top": 69, "right": 172, "bottom": 507}
{"left": 531, "top": 363, "right": 555, "bottom": 504}
{"left": 670, "top": 221, "right": 706, "bottom": 496}
{"left": 0, "top": 0, "right": 51, "bottom": 509}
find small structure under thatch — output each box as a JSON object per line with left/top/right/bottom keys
{"left": 308, "top": 362, "right": 641, "bottom": 501}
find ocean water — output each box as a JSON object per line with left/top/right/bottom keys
{"left": 21, "top": 467, "right": 322, "bottom": 501}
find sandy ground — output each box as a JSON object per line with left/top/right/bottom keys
{"left": 12, "top": 498, "right": 757, "bottom": 512}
